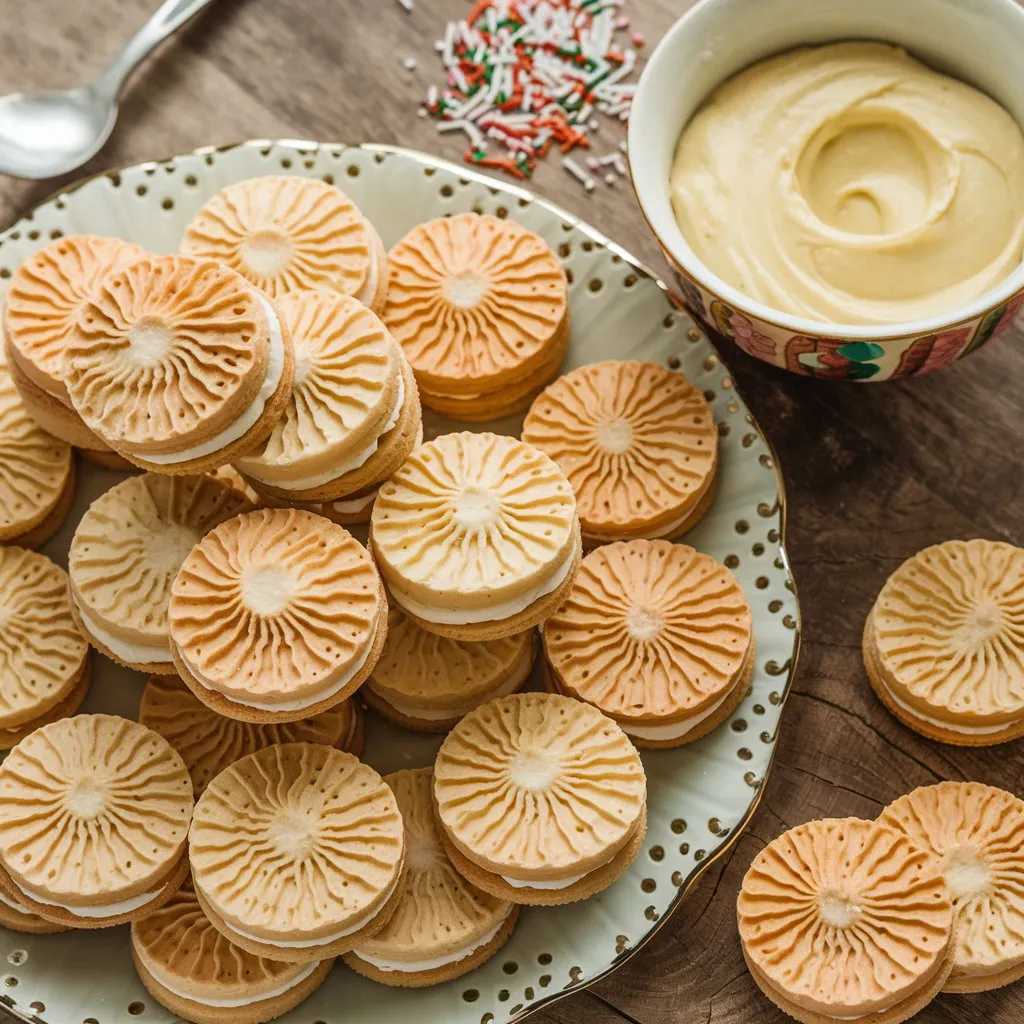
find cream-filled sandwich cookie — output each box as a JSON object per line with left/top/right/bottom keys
{"left": 140, "top": 673, "right": 363, "bottom": 796}
{"left": 208, "top": 464, "right": 263, "bottom": 505}
{"left": 738, "top": 817, "right": 954, "bottom": 1024}
{"left": 879, "top": 782, "right": 1024, "bottom": 993}
{"left": 169, "top": 508, "right": 387, "bottom": 723}
{"left": 434, "top": 692, "right": 646, "bottom": 906}
{"left": 863, "top": 539, "right": 1024, "bottom": 745}
{"left": 64, "top": 254, "right": 294, "bottom": 473}
{"left": 3, "top": 234, "right": 145, "bottom": 451}
{"left": 544, "top": 540, "right": 754, "bottom": 748}
{"left": 68, "top": 473, "right": 250, "bottom": 673}
{"left": 0, "top": 547, "right": 91, "bottom": 750}
{"left": 189, "top": 743, "right": 405, "bottom": 962}
{"left": 365, "top": 609, "right": 536, "bottom": 732}
{"left": 132, "top": 876, "right": 334, "bottom": 1024}
{"left": 383, "top": 213, "right": 569, "bottom": 421}
{"left": 180, "top": 175, "right": 389, "bottom": 312}
{"left": 0, "top": 888, "right": 68, "bottom": 934}
{"left": 0, "top": 714, "right": 193, "bottom": 928}
{"left": 345, "top": 768, "right": 517, "bottom": 986}
{"left": 371, "top": 432, "right": 581, "bottom": 641}
{"left": 522, "top": 360, "right": 718, "bottom": 544}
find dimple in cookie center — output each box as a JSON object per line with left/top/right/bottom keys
{"left": 405, "top": 835, "right": 443, "bottom": 874}
{"left": 241, "top": 565, "right": 296, "bottom": 617}
{"left": 152, "top": 523, "right": 201, "bottom": 577}
{"left": 242, "top": 230, "right": 293, "bottom": 276}
{"left": 596, "top": 420, "right": 634, "bottom": 455}
{"left": 443, "top": 271, "right": 488, "bottom": 308}
{"left": 508, "top": 752, "right": 559, "bottom": 792}
{"left": 958, "top": 604, "right": 1003, "bottom": 647}
{"left": 627, "top": 606, "right": 662, "bottom": 641}
{"left": 269, "top": 811, "right": 316, "bottom": 859}
{"left": 454, "top": 486, "right": 500, "bottom": 528}
{"left": 818, "top": 892, "right": 861, "bottom": 928}
{"left": 66, "top": 780, "right": 106, "bottom": 820}
{"left": 127, "top": 317, "right": 174, "bottom": 368}
{"left": 944, "top": 847, "right": 991, "bottom": 900}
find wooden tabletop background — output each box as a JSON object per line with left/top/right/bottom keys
{"left": 1, "top": 1, "right": 1022, "bottom": 1022}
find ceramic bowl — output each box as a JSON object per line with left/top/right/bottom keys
{"left": 628, "top": 0, "right": 1024, "bottom": 380}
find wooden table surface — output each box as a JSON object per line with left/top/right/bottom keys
{"left": 1, "top": 2, "right": 1022, "bottom": 1022}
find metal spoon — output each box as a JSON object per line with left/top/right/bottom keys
{"left": 0, "top": 0, "right": 217, "bottom": 179}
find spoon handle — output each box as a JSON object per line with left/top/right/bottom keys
{"left": 97, "top": 0, "right": 218, "bottom": 96}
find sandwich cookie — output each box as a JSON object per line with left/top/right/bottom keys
{"left": 371, "top": 432, "right": 581, "bottom": 641}
{"left": 879, "top": 782, "right": 1024, "bottom": 993}
{"left": 383, "top": 213, "right": 569, "bottom": 421}
{"left": 3, "top": 234, "right": 145, "bottom": 451}
{"left": 0, "top": 888, "right": 68, "bottom": 934}
{"left": 365, "top": 609, "right": 536, "bottom": 732}
{"left": 345, "top": 767, "right": 517, "bottom": 986}
{"left": 132, "top": 876, "right": 334, "bottom": 1024}
{"left": 208, "top": 464, "right": 263, "bottom": 505}
{"left": 68, "top": 473, "right": 250, "bottom": 673}
{"left": 0, "top": 359, "right": 75, "bottom": 548}
{"left": 522, "top": 360, "right": 718, "bottom": 544}
{"left": 543, "top": 540, "right": 754, "bottom": 748}
{"left": 234, "top": 291, "right": 421, "bottom": 503}
{"left": 738, "top": 817, "right": 954, "bottom": 1024}
{"left": 0, "top": 547, "right": 90, "bottom": 750}
{"left": 64, "top": 254, "right": 294, "bottom": 473}
{"left": 863, "top": 539, "right": 1024, "bottom": 745}
{"left": 180, "top": 175, "right": 389, "bottom": 312}
{"left": 0, "top": 714, "right": 193, "bottom": 928}
{"left": 140, "top": 673, "right": 364, "bottom": 796}
{"left": 434, "top": 692, "right": 647, "bottom": 906}
{"left": 169, "top": 508, "right": 387, "bottom": 723}
{"left": 189, "top": 743, "right": 405, "bottom": 962}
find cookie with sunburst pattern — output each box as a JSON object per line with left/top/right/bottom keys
{"left": 863, "top": 539, "right": 1024, "bottom": 745}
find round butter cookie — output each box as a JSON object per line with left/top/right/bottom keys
{"left": 0, "top": 361, "right": 75, "bottom": 548}
{"left": 544, "top": 540, "right": 753, "bottom": 748}
{"left": 879, "top": 782, "right": 1024, "bottom": 993}
{"left": 345, "top": 767, "right": 517, "bottom": 986}
{"left": 169, "top": 508, "right": 386, "bottom": 722}
{"left": 738, "top": 817, "right": 954, "bottom": 1024}
{"left": 522, "top": 360, "right": 718, "bottom": 544}
{"left": 0, "top": 547, "right": 90, "bottom": 750}
{"left": 383, "top": 213, "right": 569, "bottom": 420}
{"left": 0, "top": 888, "right": 68, "bottom": 934}
{"left": 371, "top": 432, "right": 581, "bottom": 640}
{"left": 140, "top": 673, "right": 364, "bottom": 795}
{"left": 365, "top": 609, "right": 536, "bottom": 732}
{"left": 434, "top": 692, "right": 646, "bottom": 905}
{"left": 3, "top": 234, "right": 145, "bottom": 450}
{"left": 863, "top": 539, "right": 1024, "bottom": 745}
{"left": 132, "top": 876, "right": 333, "bottom": 1024}
{"left": 180, "top": 175, "right": 388, "bottom": 312}
{"left": 208, "top": 464, "right": 263, "bottom": 505}
{"left": 190, "top": 743, "right": 405, "bottom": 962}
{"left": 0, "top": 714, "right": 193, "bottom": 928}
{"left": 68, "top": 473, "right": 250, "bottom": 673}
{"left": 64, "top": 254, "right": 294, "bottom": 473}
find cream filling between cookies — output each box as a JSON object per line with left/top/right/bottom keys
{"left": 0, "top": 890, "right": 32, "bottom": 916}
{"left": 584, "top": 491, "right": 706, "bottom": 543}
{"left": 143, "top": 955, "right": 319, "bottom": 1009}
{"left": 620, "top": 688, "right": 733, "bottom": 741}
{"left": 879, "top": 678, "right": 1018, "bottom": 736}
{"left": 74, "top": 599, "right": 173, "bottom": 664}
{"left": 11, "top": 877, "right": 163, "bottom": 919}
{"left": 328, "top": 489, "right": 379, "bottom": 516}
{"left": 500, "top": 847, "right": 619, "bottom": 890}
{"left": 142, "top": 294, "right": 285, "bottom": 465}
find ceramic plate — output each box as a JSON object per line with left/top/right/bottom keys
{"left": 0, "top": 140, "right": 800, "bottom": 1024}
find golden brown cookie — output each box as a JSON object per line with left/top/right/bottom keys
{"left": 207, "top": 464, "right": 263, "bottom": 504}
{"left": 0, "top": 889, "right": 69, "bottom": 934}
{"left": 522, "top": 360, "right": 718, "bottom": 543}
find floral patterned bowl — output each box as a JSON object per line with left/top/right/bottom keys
{"left": 628, "top": 0, "right": 1024, "bottom": 381}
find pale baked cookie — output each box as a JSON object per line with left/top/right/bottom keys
{"left": 371, "top": 432, "right": 581, "bottom": 640}
{"left": 3, "top": 234, "right": 145, "bottom": 451}
{"left": 68, "top": 474, "right": 250, "bottom": 673}
{"left": 0, "top": 547, "right": 90, "bottom": 750}
{"left": 132, "top": 876, "right": 334, "bottom": 1024}
{"left": 189, "top": 743, "right": 405, "bottom": 962}
{"left": 64, "top": 255, "right": 294, "bottom": 473}
{"left": 0, "top": 890, "right": 68, "bottom": 934}
{"left": 879, "top": 782, "right": 1024, "bottom": 993}
{"left": 863, "top": 539, "right": 1024, "bottom": 745}
{"left": 434, "top": 692, "right": 646, "bottom": 905}
{"left": 738, "top": 817, "right": 955, "bottom": 1024}
{"left": 169, "top": 508, "right": 387, "bottom": 722}
{"left": 345, "top": 767, "right": 517, "bottom": 986}
{"left": 139, "top": 673, "right": 363, "bottom": 796}
{"left": 0, "top": 714, "right": 193, "bottom": 928}
{"left": 365, "top": 609, "right": 536, "bottom": 732}
{"left": 522, "top": 360, "right": 718, "bottom": 544}
{"left": 180, "top": 175, "right": 389, "bottom": 312}
{"left": 383, "top": 213, "right": 569, "bottom": 421}
{"left": 208, "top": 464, "right": 262, "bottom": 505}
{"left": 544, "top": 541, "right": 753, "bottom": 749}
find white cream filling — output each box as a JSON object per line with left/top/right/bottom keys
{"left": 142, "top": 294, "right": 285, "bottom": 465}
{"left": 620, "top": 688, "right": 733, "bottom": 740}
{"left": 6, "top": 343, "right": 70, "bottom": 404}
{"left": 145, "top": 956, "right": 318, "bottom": 1009}
{"left": 11, "top": 876, "right": 162, "bottom": 919}
{"left": 499, "top": 842, "right": 619, "bottom": 890}
{"left": 75, "top": 598, "right": 173, "bottom": 664}
{"left": 584, "top": 493, "right": 703, "bottom": 542}
{"left": 0, "top": 890, "right": 32, "bottom": 916}
{"left": 329, "top": 489, "right": 378, "bottom": 516}
{"left": 388, "top": 534, "right": 578, "bottom": 626}
{"left": 880, "top": 677, "right": 1018, "bottom": 735}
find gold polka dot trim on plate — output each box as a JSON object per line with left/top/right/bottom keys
{"left": 738, "top": 817, "right": 954, "bottom": 1021}
{"left": 522, "top": 360, "right": 717, "bottom": 541}
{"left": 879, "top": 782, "right": 1024, "bottom": 992}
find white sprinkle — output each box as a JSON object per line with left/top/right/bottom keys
{"left": 604, "top": 172, "right": 616, "bottom": 186}
{"left": 403, "top": 57, "right": 418, "bottom": 71}
{"left": 563, "top": 156, "right": 596, "bottom": 192}
{"left": 396, "top": 0, "right": 414, "bottom": 10}
{"left": 613, "top": 154, "right": 626, "bottom": 175}
{"left": 618, "top": 139, "right": 628, "bottom": 153}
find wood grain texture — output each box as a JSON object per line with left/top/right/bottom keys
{"left": 0, "top": 1, "right": 1022, "bottom": 1022}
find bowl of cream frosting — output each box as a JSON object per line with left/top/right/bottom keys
{"left": 628, "top": 0, "right": 1024, "bottom": 380}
